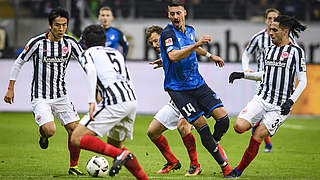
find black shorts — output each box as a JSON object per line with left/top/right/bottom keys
{"left": 167, "top": 83, "right": 223, "bottom": 123}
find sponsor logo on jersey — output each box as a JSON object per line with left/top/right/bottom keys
{"left": 265, "top": 59, "right": 286, "bottom": 67}
{"left": 62, "top": 46, "right": 69, "bottom": 55}
{"left": 241, "top": 109, "right": 247, "bottom": 114}
{"left": 110, "top": 34, "right": 115, "bottom": 40}
{"left": 43, "top": 56, "right": 68, "bottom": 63}
{"left": 24, "top": 45, "right": 29, "bottom": 51}
{"left": 165, "top": 38, "right": 173, "bottom": 46}
{"left": 281, "top": 51, "right": 289, "bottom": 59}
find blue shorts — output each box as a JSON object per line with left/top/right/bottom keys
{"left": 167, "top": 84, "right": 223, "bottom": 123}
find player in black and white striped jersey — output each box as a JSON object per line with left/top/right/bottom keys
{"left": 71, "top": 25, "right": 148, "bottom": 179}
{"left": 242, "top": 8, "right": 297, "bottom": 72}
{"left": 242, "top": 8, "right": 298, "bottom": 153}
{"left": 226, "top": 15, "right": 307, "bottom": 178}
{"left": 3, "top": 8, "right": 85, "bottom": 175}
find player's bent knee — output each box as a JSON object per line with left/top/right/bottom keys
{"left": 70, "top": 133, "right": 81, "bottom": 147}
{"left": 233, "top": 124, "right": 250, "bottom": 134}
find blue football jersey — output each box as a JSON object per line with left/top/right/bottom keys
{"left": 160, "top": 24, "right": 205, "bottom": 91}
{"left": 105, "top": 26, "right": 129, "bottom": 57}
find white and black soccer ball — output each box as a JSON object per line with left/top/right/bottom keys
{"left": 86, "top": 156, "right": 109, "bottom": 177}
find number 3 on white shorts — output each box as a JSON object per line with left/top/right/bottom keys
{"left": 182, "top": 103, "right": 196, "bottom": 117}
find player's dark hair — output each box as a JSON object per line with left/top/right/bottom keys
{"left": 82, "top": 25, "right": 106, "bottom": 48}
{"left": 48, "top": 7, "right": 69, "bottom": 26}
{"left": 265, "top": 8, "right": 280, "bottom": 18}
{"left": 274, "top": 15, "right": 307, "bottom": 38}
{"left": 168, "top": 0, "right": 185, "bottom": 7}
{"left": 145, "top": 25, "right": 163, "bottom": 40}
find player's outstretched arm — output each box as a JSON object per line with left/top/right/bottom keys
{"left": 196, "top": 47, "right": 224, "bottom": 67}
{"left": 168, "top": 35, "right": 211, "bottom": 62}
{"left": 149, "top": 58, "right": 163, "bottom": 69}
{"left": 4, "top": 80, "right": 15, "bottom": 104}
{"left": 229, "top": 71, "right": 263, "bottom": 83}
{"left": 229, "top": 72, "right": 244, "bottom": 84}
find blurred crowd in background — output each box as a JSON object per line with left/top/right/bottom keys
{"left": 0, "top": 0, "right": 319, "bottom": 59}
{"left": 10, "top": 0, "right": 320, "bottom": 21}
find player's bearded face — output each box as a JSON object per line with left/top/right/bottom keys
{"left": 270, "top": 22, "right": 286, "bottom": 45}
{"left": 168, "top": 6, "right": 186, "bottom": 31}
{"left": 49, "top": 16, "right": 68, "bottom": 41}
{"left": 148, "top": 32, "right": 160, "bottom": 53}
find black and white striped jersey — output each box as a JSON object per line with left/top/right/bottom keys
{"left": 245, "top": 29, "right": 296, "bottom": 71}
{"left": 12, "top": 32, "right": 84, "bottom": 100}
{"left": 81, "top": 46, "right": 136, "bottom": 105}
{"left": 257, "top": 43, "right": 306, "bottom": 106}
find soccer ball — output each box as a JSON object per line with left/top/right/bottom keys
{"left": 86, "top": 156, "right": 109, "bottom": 177}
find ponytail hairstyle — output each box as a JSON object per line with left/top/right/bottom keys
{"left": 274, "top": 15, "right": 307, "bottom": 38}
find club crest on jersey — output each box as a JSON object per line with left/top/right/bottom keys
{"left": 36, "top": 115, "right": 41, "bottom": 122}
{"left": 241, "top": 109, "right": 247, "bottom": 114}
{"left": 24, "top": 45, "right": 29, "bottom": 51}
{"left": 165, "top": 38, "right": 173, "bottom": 46}
{"left": 63, "top": 46, "right": 69, "bottom": 55}
{"left": 281, "top": 51, "right": 289, "bottom": 59}
{"left": 190, "top": 34, "right": 194, "bottom": 41}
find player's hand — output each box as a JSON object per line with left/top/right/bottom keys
{"left": 280, "top": 99, "right": 294, "bottom": 115}
{"left": 149, "top": 58, "right": 163, "bottom": 69}
{"left": 89, "top": 102, "right": 95, "bottom": 121}
{"left": 196, "top": 35, "right": 211, "bottom": 47}
{"left": 210, "top": 55, "right": 224, "bottom": 67}
{"left": 229, "top": 72, "right": 244, "bottom": 83}
{"left": 4, "top": 89, "right": 14, "bottom": 104}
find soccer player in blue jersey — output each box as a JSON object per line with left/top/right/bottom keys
{"left": 159, "top": 0, "right": 232, "bottom": 177}
{"left": 79, "top": 6, "right": 129, "bottom": 57}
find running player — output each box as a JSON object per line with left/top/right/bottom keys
{"left": 70, "top": 24, "right": 148, "bottom": 180}
{"left": 226, "top": 15, "right": 307, "bottom": 178}
{"left": 159, "top": 0, "right": 233, "bottom": 177}
{"left": 147, "top": 25, "right": 205, "bottom": 176}
{"left": 242, "top": 8, "right": 298, "bottom": 153}
{"left": 3, "top": 7, "right": 84, "bottom": 175}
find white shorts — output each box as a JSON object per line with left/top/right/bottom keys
{"left": 31, "top": 96, "right": 80, "bottom": 127}
{"left": 154, "top": 100, "right": 183, "bottom": 130}
{"left": 80, "top": 100, "right": 137, "bottom": 141}
{"left": 238, "top": 95, "right": 289, "bottom": 136}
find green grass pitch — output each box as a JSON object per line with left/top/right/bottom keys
{"left": 0, "top": 112, "right": 319, "bottom": 180}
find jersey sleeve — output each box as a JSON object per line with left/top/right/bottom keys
{"left": 80, "top": 50, "right": 97, "bottom": 103}
{"left": 18, "top": 37, "right": 40, "bottom": 62}
{"left": 69, "top": 36, "right": 84, "bottom": 62}
{"left": 160, "top": 30, "right": 178, "bottom": 54}
{"left": 118, "top": 31, "right": 129, "bottom": 58}
{"left": 245, "top": 34, "right": 259, "bottom": 54}
{"left": 295, "top": 47, "right": 306, "bottom": 73}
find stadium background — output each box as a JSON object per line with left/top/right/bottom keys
{"left": 0, "top": 0, "right": 319, "bottom": 116}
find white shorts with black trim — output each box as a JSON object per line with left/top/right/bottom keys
{"left": 154, "top": 100, "right": 184, "bottom": 130}
{"left": 31, "top": 96, "right": 79, "bottom": 127}
{"left": 80, "top": 100, "right": 137, "bottom": 141}
{"left": 238, "top": 95, "right": 289, "bottom": 136}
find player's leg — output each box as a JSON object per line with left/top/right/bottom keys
{"left": 108, "top": 101, "right": 148, "bottom": 179}
{"left": 53, "top": 97, "right": 83, "bottom": 175}
{"left": 107, "top": 136, "right": 125, "bottom": 148}
{"left": 264, "top": 136, "right": 272, "bottom": 152}
{"left": 168, "top": 87, "right": 232, "bottom": 177}
{"left": 225, "top": 96, "right": 265, "bottom": 178}
{"left": 177, "top": 118, "right": 201, "bottom": 176}
{"left": 192, "top": 116, "right": 232, "bottom": 176}
{"left": 148, "top": 104, "right": 181, "bottom": 174}
{"left": 32, "top": 99, "right": 56, "bottom": 149}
